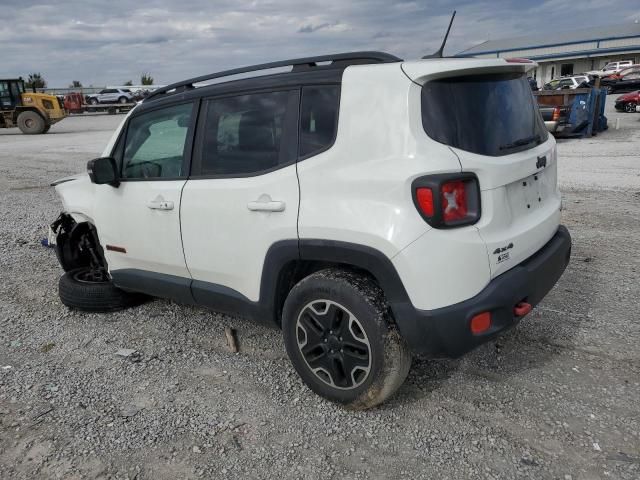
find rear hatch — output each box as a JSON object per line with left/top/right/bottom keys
{"left": 404, "top": 59, "right": 562, "bottom": 278}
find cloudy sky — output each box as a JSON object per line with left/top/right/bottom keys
{"left": 2, "top": 0, "right": 639, "bottom": 87}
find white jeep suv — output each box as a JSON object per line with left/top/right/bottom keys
{"left": 50, "top": 52, "right": 571, "bottom": 408}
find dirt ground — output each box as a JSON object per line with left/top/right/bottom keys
{"left": 1, "top": 97, "right": 639, "bottom": 480}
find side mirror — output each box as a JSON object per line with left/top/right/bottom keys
{"left": 87, "top": 157, "right": 119, "bottom": 187}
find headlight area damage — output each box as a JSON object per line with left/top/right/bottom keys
{"left": 50, "top": 213, "right": 145, "bottom": 311}
{"left": 50, "top": 213, "right": 108, "bottom": 280}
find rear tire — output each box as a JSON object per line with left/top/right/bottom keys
{"left": 624, "top": 102, "right": 636, "bottom": 113}
{"left": 89, "top": 97, "right": 99, "bottom": 105}
{"left": 118, "top": 96, "right": 128, "bottom": 104}
{"left": 59, "top": 267, "right": 145, "bottom": 312}
{"left": 282, "top": 268, "right": 412, "bottom": 409}
{"left": 17, "top": 111, "right": 46, "bottom": 134}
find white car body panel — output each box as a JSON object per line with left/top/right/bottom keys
{"left": 180, "top": 165, "right": 299, "bottom": 302}
{"left": 92, "top": 181, "right": 189, "bottom": 278}
{"left": 392, "top": 227, "right": 491, "bottom": 310}
{"left": 53, "top": 174, "right": 96, "bottom": 224}
{"left": 297, "top": 63, "right": 458, "bottom": 259}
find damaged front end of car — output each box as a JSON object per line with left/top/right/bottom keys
{"left": 49, "top": 213, "right": 109, "bottom": 281}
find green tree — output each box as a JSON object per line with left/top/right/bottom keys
{"left": 140, "top": 73, "right": 154, "bottom": 85}
{"left": 123, "top": 80, "right": 133, "bottom": 86}
{"left": 70, "top": 80, "right": 82, "bottom": 88}
{"left": 25, "top": 73, "right": 46, "bottom": 89}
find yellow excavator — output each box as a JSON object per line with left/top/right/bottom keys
{"left": 0, "top": 78, "right": 66, "bottom": 134}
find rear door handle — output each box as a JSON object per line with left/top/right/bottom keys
{"left": 146, "top": 200, "right": 174, "bottom": 210}
{"left": 247, "top": 199, "right": 285, "bottom": 212}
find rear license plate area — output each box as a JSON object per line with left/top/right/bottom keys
{"left": 507, "top": 170, "right": 553, "bottom": 216}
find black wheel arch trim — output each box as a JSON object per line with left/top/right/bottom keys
{"left": 108, "top": 239, "right": 414, "bottom": 330}
{"left": 296, "top": 239, "right": 411, "bottom": 308}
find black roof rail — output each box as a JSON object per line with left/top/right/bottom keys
{"left": 144, "top": 51, "right": 402, "bottom": 102}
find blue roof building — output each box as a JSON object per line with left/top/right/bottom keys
{"left": 457, "top": 23, "right": 640, "bottom": 86}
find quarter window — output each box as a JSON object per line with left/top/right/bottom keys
{"left": 299, "top": 86, "right": 339, "bottom": 157}
{"left": 200, "top": 91, "right": 293, "bottom": 175}
{"left": 122, "top": 103, "right": 193, "bottom": 179}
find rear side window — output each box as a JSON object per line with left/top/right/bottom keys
{"left": 199, "top": 91, "right": 296, "bottom": 176}
{"left": 299, "top": 86, "right": 339, "bottom": 157}
{"left": 421, "top": 73, "right": 548, "bottom": 157}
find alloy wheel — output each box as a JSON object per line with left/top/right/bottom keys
{"left": 296, "top": 300, "right": 371, "bottom": 390}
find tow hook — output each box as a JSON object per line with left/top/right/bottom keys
{"left": 514, "top": 302, "right": 532, "bottom": 317}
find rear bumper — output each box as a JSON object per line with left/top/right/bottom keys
{"left": 393, "top": 225, "right": 571, "bottom": 357}
{"left": 544, "top": 120, "right": 565, "bottom": 133}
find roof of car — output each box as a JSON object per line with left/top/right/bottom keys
{"left": 143, "top": 51, "right": 402, "bottom": 104}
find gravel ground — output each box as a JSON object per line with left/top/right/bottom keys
{"left": 1, "top": 98, "right": 639, "bottom": 480}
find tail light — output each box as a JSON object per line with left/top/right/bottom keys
{"left": 412, "top": 173, "right": 481, "bottom": 228}
{"left": 552, "top": 106, "right": 561, "bottom": 122}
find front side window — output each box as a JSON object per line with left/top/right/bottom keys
{"left": 299, "top": 86, "right": 340, "bottom": 157}
{"left": 122, "top": 102, "right": 193, "bottom": 179}
{"left": 421, "top": 72, "right": 548, "bottom": 157}
{"left": 199, "top": 91, "right": 293, "bottom": 175}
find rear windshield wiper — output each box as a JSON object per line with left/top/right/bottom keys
{"left": 499, "top": 134, "right": 541, "bottom": 151}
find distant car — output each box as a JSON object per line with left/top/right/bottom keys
{"left": 602, "top": 65, "right": 640, "bottom": 81}
{"left": 85, "top": 88, "right": 134, "bottom": 105}
{"left": 614, "top": 91, "right": 639, "bottom": 113}
{"left": 538, "top": 104, "right": 570, "bottom": 134}
{"left": 600, "top": 70, "right": 640, "bottom": 93}
{"left": 586, "top": 61, "right": 634, "bottom": 77}
{"left": 528, "top": 77, "right": 539, "bottom": 91}
{"left": 543, "top": 76, "right": 589, "bottom": 90}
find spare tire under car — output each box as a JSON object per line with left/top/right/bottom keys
{"left": 58, "top": 267, "right": 145, "bottom": 312}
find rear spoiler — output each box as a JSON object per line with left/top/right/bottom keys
{"left": 402, "top": 58, "right": 537, "bottom": 84}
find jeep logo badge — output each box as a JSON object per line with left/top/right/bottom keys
{"left": 536, "top": 155, "right": 547, "bottom": 169}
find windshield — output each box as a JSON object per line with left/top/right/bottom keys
{"left": 421, "top": 72, "right": 548, "bottom": 156}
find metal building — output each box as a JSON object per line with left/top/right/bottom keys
{"left": 457, "top": 23, "right": 640, "bottom": 86}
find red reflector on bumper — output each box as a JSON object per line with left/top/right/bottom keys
{"left": 514, "top": 302, "right": 532, "bottom": 317}
{"left": 470, "top": 312, "right": 491, "bottom": 335}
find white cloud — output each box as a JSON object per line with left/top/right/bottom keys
{"left": 0, "top": 0, "right": 638, "bottom": 86}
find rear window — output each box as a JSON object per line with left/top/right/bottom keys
{"left": 421, "top": 73, "right": 548, "bottom": 156}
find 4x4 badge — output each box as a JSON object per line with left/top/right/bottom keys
{"left": 493, "top": 243, "right": 513, "bottom": 255}
{"left": 493, "top": 243, "right": 513, "bottom": 264}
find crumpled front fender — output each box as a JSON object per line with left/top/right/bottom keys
{"left": 52, "top": 173, "right": 96, "bottom": 224}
